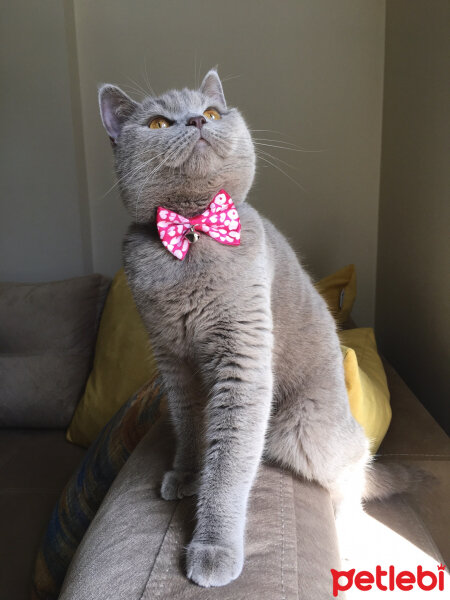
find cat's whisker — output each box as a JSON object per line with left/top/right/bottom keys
{"left": 142, "top": 61, "right": 156, "bottom": 97}
{"left": 252, "top": 137, "right": 303, "bottom": 146}
{"left": 220, "top": 73, "right": 242, "bottom": 83}
{"left": 148, "top": 145, "right": 184, "bottom": 179}
{"left": 105, "top": 149, "right": 158, "bottom": 194}
{"left": 255, "top": 153, "right": 306, "bottom": 191}
{"left": 255, "top": 148, "right": 298, "bottom": 171}
{"left": 134, "top": 146, "right": 182, "bottom": 219}
{"left": 212, "top": 132, "right": 319, "bottom": 153}
{"left": 194, "top": 51, "right": 199, "bottom": 89}
{"left": 123, "top": 77, "right": 149, "bottom": 100}
{"left": 100, "top": 162, "right": 152, "bottom": 201}
{"left": 254, "top": 142, "right": 322, "bottom": 153}
{"left": 198, "top": 58, "right": 203, "bottom": 89}
{"left": 218, "top": 132, "right": 319, "bottom": 153}
{"left": 121, "top": 85, "right": 144, "bottom": 100}
{"left": 249, "top": 129, "right": 324, "bottom": 150}
{"left": 253, "top": 139, "right": 324, "bottom": 152}
{"left": 135, "top": 147, "right": 181, "bottom": 216}
{"left": 249, "top": 128, "right": 287, "bottom": 135}
{"left": 134, "top": 138, "right": 189, "bottom": 220}
{"left": 100, "top": 150, "right": 168, "bottom": 200}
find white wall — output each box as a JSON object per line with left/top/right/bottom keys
{"left": 1, "top": 0, "right": 386, "bottom": 325}
{"left": 0, "top": 0, "right": 92, "bottom": 281}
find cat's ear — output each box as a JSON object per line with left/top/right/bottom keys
{"left": 98, "top": 84, "right": 138, "bottom": 144}
{"left": 200, "top": 69, "right": 226, "bottom": 109}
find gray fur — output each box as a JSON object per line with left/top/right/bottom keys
{"left": 99, "top": 71, "right": 400, "bottom": 588}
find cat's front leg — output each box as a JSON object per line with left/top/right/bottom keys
{"left": 158, "top": 358, "right": 204, "bottom": 500}
{"left": 186, "top": 323, "right": 273, "bottom": 587}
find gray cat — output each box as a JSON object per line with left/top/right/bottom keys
{"left": 99, "top": 70, "right": 412, "bottom": 588}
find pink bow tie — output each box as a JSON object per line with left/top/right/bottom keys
{"left": 156, "top": 190, "right": 241, "bottom": 260}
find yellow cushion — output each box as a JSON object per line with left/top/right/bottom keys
{"left": 68, "top": 266, "right": 388, "bottom": 451}
{"left": 66, "top": 269, "right": 157, "bottom": 447}
{"left": 338, "top": 328, "right": 392, "bottom": 453}
{"left": 315, "top": 264, "right": 356, "bottom": 324}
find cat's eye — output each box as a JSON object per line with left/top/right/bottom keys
{"left": 203, "top": 108, "right": 221, "bottom": 121}
{"left": 148, "top": 117, "right": 171, "bottom": 129}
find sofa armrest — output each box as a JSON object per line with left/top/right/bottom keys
{"left": 377, "top": 361, "right": 450, "bottom": 565}
{"left": 59, "top": 417, "right": 342, "bottom": 600}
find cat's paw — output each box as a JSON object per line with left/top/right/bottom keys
{"left": 160, "top": 470, "right": 198, "bottom": 500}
{"left": 186, "top": 540, "right": 243, "bottom": 587}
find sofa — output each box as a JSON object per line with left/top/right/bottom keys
{"left": 0, "top": 274, "right": 448, "bottom": 599}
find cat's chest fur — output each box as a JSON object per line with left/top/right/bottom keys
{"left": 123, "top": 203, "right": 270, "bottom": 358}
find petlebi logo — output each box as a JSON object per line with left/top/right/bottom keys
{"left": 331, "top": 564, "right": 446, "bottom": 596}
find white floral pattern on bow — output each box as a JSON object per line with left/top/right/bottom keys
{"left": 156, "top": 190, "right": 241, "bottom": 260}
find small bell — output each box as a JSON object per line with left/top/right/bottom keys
{"left": 185, "top": 226, "right": 200, "bottom": 243}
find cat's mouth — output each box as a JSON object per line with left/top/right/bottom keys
{"left": 185, "top": 132, "right": 216, "bottom": 162}
{"left": 175, "top": 129, "right": 225, "bottom": 174}
{"left": 196, "top": 137, "right": 209, "bottom": 147}
{"left": 193, "top": 132, "right": 213, "bottom": 151}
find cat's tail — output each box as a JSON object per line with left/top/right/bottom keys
{"left": 362, "top": 462, "right": 432, "bottom": 501}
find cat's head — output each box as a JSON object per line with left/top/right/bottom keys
{"left": 99, "top": 70, "right": 255, "bottom": 222}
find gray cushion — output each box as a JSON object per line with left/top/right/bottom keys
{"left": 59, "top": 416, "right": 343, "bottom": 600}
{"left": 0, "top": 274, "right": 110, "bottom": 427}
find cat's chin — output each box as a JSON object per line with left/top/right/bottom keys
{"left": 183, "top": 146, "right": 220, "bottom": 179}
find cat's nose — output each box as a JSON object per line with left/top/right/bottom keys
{"left": 187, "top": 116, "right": 206, "bottom": 129}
